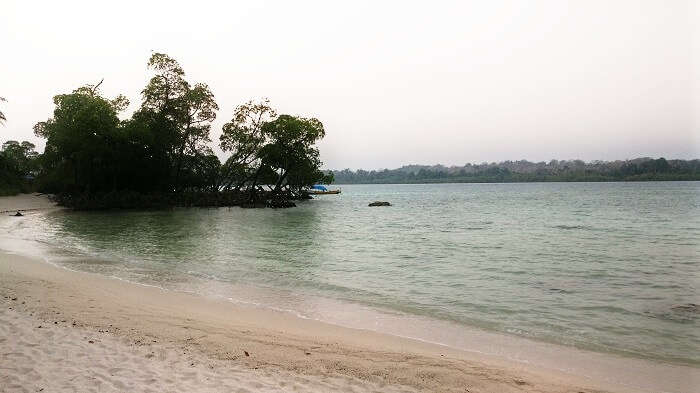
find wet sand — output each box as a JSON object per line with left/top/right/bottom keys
{"left": 0, "top": 193, "right": 58, "bottom": 213}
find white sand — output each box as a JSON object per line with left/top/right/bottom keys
{"left": 0, "top": 307, "right": 415, "bottom": 393}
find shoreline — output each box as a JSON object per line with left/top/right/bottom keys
{"left": 0, "top": 194, "right": 698, "bottom": 392}
{"left": 1, "top": 250, "right": 624, "bottom": 393}
{"left": 2, "top": 250, "right": 699, "bottom": 392}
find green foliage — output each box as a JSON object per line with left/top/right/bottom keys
{"left": 331, "top": 158, "right": 700, "bottom": 184}
{"left": 33, "top": 54, "right": 329, "bottom": 208}
{"left": 2, "top": 141, "right": 38, "bottom": 175}
{"left": 34, "top": 84, "right": 128, "bottom": 193}
{"left": 219, "top": 101, "right": 330, "bottom": 203}
{"left": 35, "top": 53, "right": 222, "bottom": 196}
{"left": 138, "top": 52, "right": 219, "bottom": 191}
{"left": 259, "top": 115, "right": 326, "bottom": 193}
{"left": 0, "top": 140, "right": 38, "bottom": 195}
{"left": 219, "top": 99, "right": 277, "bottom": 191}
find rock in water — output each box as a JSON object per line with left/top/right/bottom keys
{"left": 671, "top": 303, "right": 698, "bottom": 312}
{"left": 368, "top": 201, "right": 391, "bottom": 207}
{"left": 13, "top": 211, "right": 23, "bottom": 216}
{"left": 266, "top": 200, "right": 296, "bottom": 208}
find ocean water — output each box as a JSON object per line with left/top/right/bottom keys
{"left": 2, "top": 182, "right": 699, "bottom": 366}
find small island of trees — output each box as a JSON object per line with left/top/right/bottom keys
{"left": 1, "top": 53, "right": 332, "bottom": 208}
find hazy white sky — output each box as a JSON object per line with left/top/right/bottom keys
{"left": 1, "top": 0, "right": 698, "bottom": 169}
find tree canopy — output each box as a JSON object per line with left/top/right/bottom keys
{"left": 138, "top": 53, "right": 219, "bottom": 191}
{"left": 17, "top": 53, "right": 331, "bottom": 208}
{"left": 219, "top": 102, "right": 332, "bottom": 205}
{"left": 33, "top": 83, "right": 128, "bottom": 193}
{"left": 0, "top": 140, "right": 38, "bottom": 195}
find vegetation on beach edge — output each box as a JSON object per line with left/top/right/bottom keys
{"left": 1, "top": 53, "right": 331, "bottom": 208}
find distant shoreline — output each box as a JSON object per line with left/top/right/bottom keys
{"left": 329, "top": 157, "right": 700, "bottom": 184}
{"left": 328, "top": 177, "right": 700, "bottom": 185}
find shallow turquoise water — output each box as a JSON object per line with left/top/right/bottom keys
{"left": 4, "top": 182, "right": 699, "bottom": 365}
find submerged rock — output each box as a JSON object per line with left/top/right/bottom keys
{"left": 266, "top": 200, "right": 296, "bottom": 208}
{"left": 368, "top": 201, "right": 391, "bottom": 207}
{"left": 671, "top": 303, "right": 698, "bottom": 312}
{"left": 240, "top": 202, "right": 267, "bottom": 209}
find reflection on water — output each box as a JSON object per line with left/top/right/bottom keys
{"left": 1, "top": 182, "right": 699, "bottom": 366}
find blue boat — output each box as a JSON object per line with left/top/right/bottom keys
{"left": 307, "top": 185, "right": 341, "bottom": 195}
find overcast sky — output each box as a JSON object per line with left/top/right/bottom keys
{"left": 1, "top": 0, "right": 698, "bottom": 169}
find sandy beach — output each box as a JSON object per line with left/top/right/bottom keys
{"left": 0, "top": 195, "right": 696, "bottom": 393}
{"left": 1, "top": 251, "right": 614, "bottom": 393}
{"left": 0, "top": 193, "right": 58, "bottom": 213}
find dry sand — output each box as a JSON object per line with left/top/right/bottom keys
{"left": 1, "top": 304, "right": 421, "bottom": 393}
{"left": 0, "top": 194, "right": 694, "bottom": 393}
{"left": 0, "top": 252, "right": 618, "bottom": 393}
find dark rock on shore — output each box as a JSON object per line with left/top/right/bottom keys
{"left": 368, "top": 201, "right": 391, "bottom": 207}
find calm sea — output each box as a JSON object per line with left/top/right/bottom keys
{"left": 2, "top": 182, "right": 699, "bottom": 366}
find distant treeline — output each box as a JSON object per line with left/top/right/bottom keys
{"left": 330, "top": 158, "right": 700, "bottom": 184}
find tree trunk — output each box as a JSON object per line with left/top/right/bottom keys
{"left": 272, "top": 169, "right": 289, "bottom": 194}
